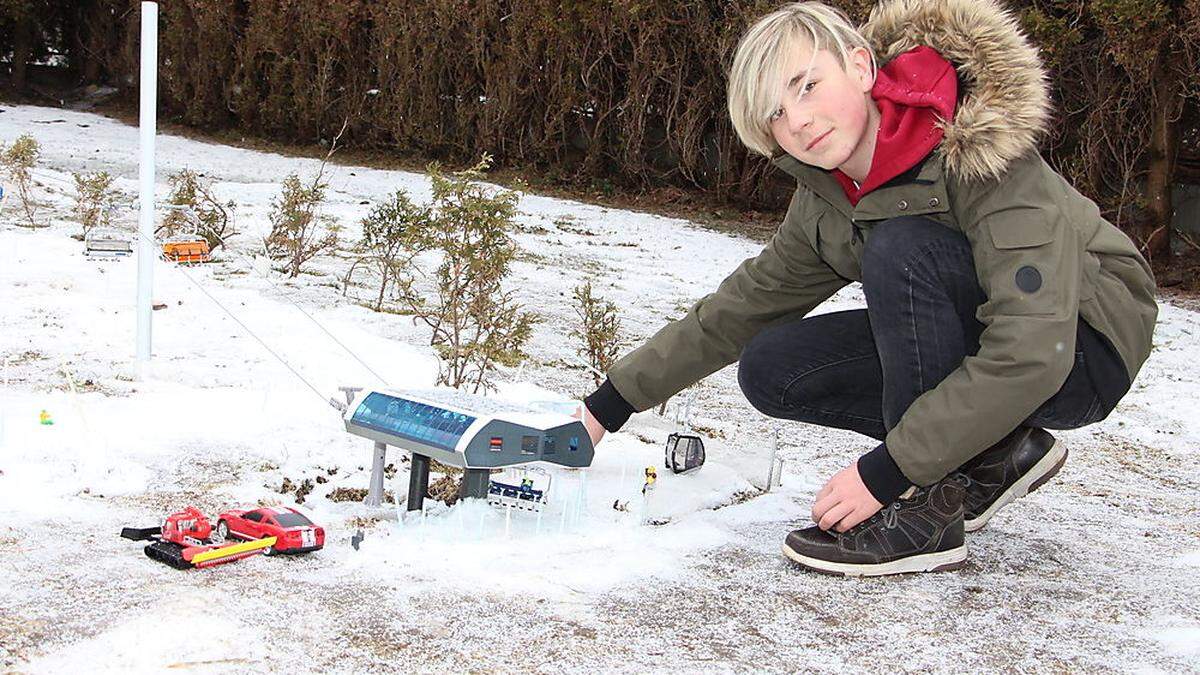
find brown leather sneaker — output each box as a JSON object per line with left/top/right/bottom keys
{"left": 959, "top": 427, "right": 1068, "bottom": 532}
{"left": 782, "top": 475, "right": 968, "bottom": 577}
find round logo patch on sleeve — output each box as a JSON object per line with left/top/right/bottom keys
{"left": 1015, "top": 265, "right": 1042, "bottom": 293}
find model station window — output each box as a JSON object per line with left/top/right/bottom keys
{"left": 521, "top": 435, "right": 538, "bottom": 455}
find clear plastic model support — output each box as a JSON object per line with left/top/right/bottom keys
{"left": 765, "top": 426, "right": 784, "bottom": 491}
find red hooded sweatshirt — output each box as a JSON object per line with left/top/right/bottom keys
{"left": 833, "top": 46, "right": 958, "bottom": 206}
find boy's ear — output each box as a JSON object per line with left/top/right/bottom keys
{"left": 851, "top": 46, "right": 876, "bottom": 92}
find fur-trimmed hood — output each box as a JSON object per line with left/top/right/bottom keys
{"left": 860, "top": 0, "right": 1052, "bottom": 183}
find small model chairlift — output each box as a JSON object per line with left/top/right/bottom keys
{"left": 162, "top": 234, "right": 210, "bottom": 263}
{"left": 85, "top": 227, "right": 135, "bottom": 259}
{"left": 160, "top": 205, "right": 211, "bottom": 263}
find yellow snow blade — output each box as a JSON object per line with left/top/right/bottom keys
{"left": 191, "top": 536, "right": 277, "bottom": 565}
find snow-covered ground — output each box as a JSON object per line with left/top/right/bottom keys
{"left": 1, "top": 104, "right": 1198, "bottom": 673}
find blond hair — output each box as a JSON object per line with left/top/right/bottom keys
{"left": 728, "top": 2, "right": 877, "bottom": 157}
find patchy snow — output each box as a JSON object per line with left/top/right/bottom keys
{"left": 1, "top": 103, "right": 1199, "bottom": 672}
{"left": 1142, "top": 617, "right": 1200, "bottom": 660}
{"left": 25, "top": 597, "right": 265, "bottom": 674}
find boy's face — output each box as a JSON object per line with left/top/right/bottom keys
{"left": 768, "top": 42, "right": 876, "bottom": 176}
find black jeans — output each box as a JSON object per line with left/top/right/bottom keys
{"left": 737, "top": 216, "right": 1129, "bottom": 448}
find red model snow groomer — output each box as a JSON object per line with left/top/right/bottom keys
{"left": 121, "top": 506, "right": 276, "bottom": 570}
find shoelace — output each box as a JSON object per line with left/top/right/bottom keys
{"left": 844, "top": 500, "right": 903, "bottom": 537}
{"left": 843, "top": 476, "right": 967, "bottom": 538}
{"left": 882, "top": 503, "right": 900, "bottom": 529}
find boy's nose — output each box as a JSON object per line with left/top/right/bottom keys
{"left": 786, "top": 104, "right": 812, "bottom": 135}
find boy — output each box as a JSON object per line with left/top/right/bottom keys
{"left": 579, "top": 0, "right": 1158, "bottom": 576}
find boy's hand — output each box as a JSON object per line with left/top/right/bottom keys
{"left": 572, "top": 403, "right": 606, "bottom": 447}
{"left": 811, "top": 462, "right": 883, "bottom": 532}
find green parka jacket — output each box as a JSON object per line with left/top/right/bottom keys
{"left": 605, "top": 0, "right": 1158, "bottom": 487}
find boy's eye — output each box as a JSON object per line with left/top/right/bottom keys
{"left": 803, "top": 81, "right": 818, "bottom": 93}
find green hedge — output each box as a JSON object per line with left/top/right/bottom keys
{"left": 4, "top": 0, "right": 1199, "bottom": 256}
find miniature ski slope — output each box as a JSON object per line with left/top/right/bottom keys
{"left": 2, "top": 104, "right": 1198, "bottom": 673}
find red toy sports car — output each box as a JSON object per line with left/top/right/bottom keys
{"left": 216, "top": 506, "right": 324, "bottom": 555}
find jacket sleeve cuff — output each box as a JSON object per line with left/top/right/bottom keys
{"left": 857, "top": 443, "right": 912, "bottom": 505}
{"left": 584, "top": 378, "right": 637, "bottom": 433}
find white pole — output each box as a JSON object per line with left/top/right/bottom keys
{"left": 135, "top": 1, "right": 158, "bottom": 366}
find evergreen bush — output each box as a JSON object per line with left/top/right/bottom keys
{"left": 264, "top": 172, "right": 340, "bottom": 277}
{"left": 1, "top": 134, "right": 42, "bottom": 228}
{"left": 71, "top": 170, "right": 120, "bottom": 237}
{"left": 344, "top": 189, "right": 432, "bottom": 311}
{"left": 401, "top": 155, "right": 538, "bottom": 393}
{"left": 571, "top": 281, "right": 625, "bottom": 388}
{"left": 161, "top": 169, "right": 237, "bottom": 251}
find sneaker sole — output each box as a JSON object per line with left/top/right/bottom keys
{"left": 964, "top": 439, "right": 1068, "bottom": 533}
{"left": 780, "top": 542, "right": 968, "bottom": 577}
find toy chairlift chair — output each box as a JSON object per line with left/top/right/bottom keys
{"left": 664, "top": 389, "right": 705, "bottom": 474}
{"left": 84, "top": 203, "right": 136, "bottom": 259}
{"left": 85, "top": 226, "right": 134, "bottom": 259}
{"left": 487, "top": 466, "right": 553, "bottom": 513}
{"left": 160, "top": 205, "right": 211, "bottom": 264}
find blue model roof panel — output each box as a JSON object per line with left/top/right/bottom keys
{"left": 350, "top": 392, "right": 476, "bottom": 452}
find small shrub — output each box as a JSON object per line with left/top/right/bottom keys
{"left": 344, "top": 189, "right": 432, "bottom": 310}
{"left": 402, "top": 155, "right": 539, "bottom": 393}
{"left": 327, "top": 487, "right": 368, "bottom": 502}
{"left": 427, "top": 474, "right": 461, "bottom": 506}
{"left": 1, "top": 134, "right": 42, "bottom": 228}
{"left": 71, "top": 170, "right": 120, "bottom": 237}
{"left": 161, "top": 169, "right": 237, "bottom": 250}
{"left": 294, "top": 478, "right": 315, "bottom": 504}
{"left": 347, "top": 515, "right": 380, "bottom": 529}
{"left": 429, "top": 459, "right": 462, "bottom": 476}
{"left": 571, "top": 281, "right": 625, "bottom": 387}
{"left": 327, "top": 486, "right": 394, "bottom": 503}
{"left": 264, "top": 172, "right": 340, "bottom": 277}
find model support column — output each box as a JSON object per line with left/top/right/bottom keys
{"left": 460, "top": 468, "right": 491, "bottom": 500}
{"left": 407, "top": 453, "right": 430, "bottom": 512}
{"left": 135, "top": 0, "right": 158, "bottom": 368}
{"left": 365, "top": 441, "right": 387, "bottom": 507}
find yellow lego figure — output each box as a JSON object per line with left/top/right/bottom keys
{"left": 39, "top": 410, "right": 54, "bottom": 425}
{"left": 642, "top": 466, "right": 657, "bottom": 494}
